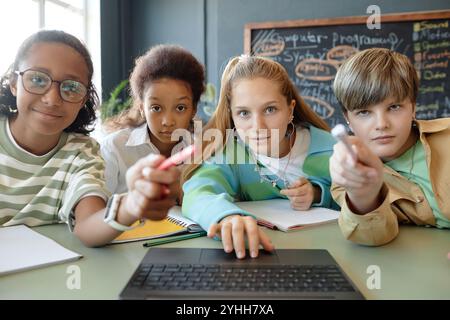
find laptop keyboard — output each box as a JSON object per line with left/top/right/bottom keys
{"left": 129, "top": 263, "right": 356, "bottom": 293}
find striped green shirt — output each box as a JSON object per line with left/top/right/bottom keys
{"left": 0, "top": 116, "right": 111, "bottom": 229}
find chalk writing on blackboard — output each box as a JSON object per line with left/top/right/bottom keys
{"left": 245, "top": 11, "right": 450, "bottom": 127}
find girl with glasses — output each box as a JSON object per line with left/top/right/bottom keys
{"left": 0, "top": 30, "right": 180, "bottom": 246}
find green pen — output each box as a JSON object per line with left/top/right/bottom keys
{"left": 143, "top": 231, "right": 207, "bottom": 247}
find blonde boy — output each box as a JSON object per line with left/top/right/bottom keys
{"left": 330, "top": 48, "right": 450, "bottom": 246}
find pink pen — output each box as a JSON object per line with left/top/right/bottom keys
{"left": 157, "top": 144, "right": 196, "bottom": 170}
{"left": 142, "top": 145, "right": 196, "bottom": 198}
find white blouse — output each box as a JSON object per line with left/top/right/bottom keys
{"left": 100, "top": 123, "right": 192, "bottom": 193}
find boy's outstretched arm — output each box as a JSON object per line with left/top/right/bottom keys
{"left": 330, "top": 136, "right": 399, "bottom": 246}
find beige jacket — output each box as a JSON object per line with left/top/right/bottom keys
{"left": 331, "top": 118, "right": 450, "bottom": 246}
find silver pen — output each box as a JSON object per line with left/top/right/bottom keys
{"left": 331, "top": 124, "right": 357, "bottom": 162}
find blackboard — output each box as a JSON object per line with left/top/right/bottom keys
{"left": 244, "top": 10, "right": 450, "bottom": 127}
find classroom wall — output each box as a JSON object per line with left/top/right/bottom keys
{"left": 100, "top": 0, "right": 205, "bottom": 101}
{"left": 100, "top": 0, "right": 132, "bottom": 102}
{"left": 100, "top": 0, "right": 450, "bottom": 101}
{"left": 130, "top": 0, "right": 205, "bottom": 62}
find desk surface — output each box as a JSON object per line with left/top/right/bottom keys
{"left": 1, "top": 222, "right": 449, "bottom": 300}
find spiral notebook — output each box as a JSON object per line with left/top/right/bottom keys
{"left": 112, "top": 206, "right": 204, "bottom": 244}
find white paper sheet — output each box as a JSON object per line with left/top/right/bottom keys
{"left": 0, "top": 225, "right": 82, "bottom": 275}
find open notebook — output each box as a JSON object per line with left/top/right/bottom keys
{"left": 112, "top": 206, "right": 204, "bottom": 244}
{"left": 0, "top": 225, "right": 82, "bottom": 276}
{"left": 236, "top": 199, "right": 339, "bottom": 232}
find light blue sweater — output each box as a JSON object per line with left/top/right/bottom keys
{"left": 182, "top": 125, "right": 339, "bottom": 231}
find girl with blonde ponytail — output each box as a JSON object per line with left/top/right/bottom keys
{"left": 182, "top": 55, "right": 338, "bottom": 259}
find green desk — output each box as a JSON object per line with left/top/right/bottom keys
{"left": 1, "top": 223, "right": 449, "bottom": 299}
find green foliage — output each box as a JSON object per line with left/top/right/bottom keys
{"left": 201, "top": 82, "right": 216, "bottom": 104}
{"left": 100, "top": 79, "right": 132, "bottom": 121}
{"left": 198, "top": 83, "right": 217, "bottom": 122}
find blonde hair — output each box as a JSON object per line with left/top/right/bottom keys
{"left": 333, "top": 48, "right": 419, "bottom": 112}
{"left": 182, "top": 55, "right": 329, "bottom": 183}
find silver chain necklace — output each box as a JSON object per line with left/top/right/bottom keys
{"left": 246, "top": 133, "right": 295, "bottom": 188}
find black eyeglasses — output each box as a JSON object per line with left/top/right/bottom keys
{"left": 15, "top": 69, "right": 88, "bottom": 103}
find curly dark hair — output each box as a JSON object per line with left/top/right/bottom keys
{"left": 0, "top": 29, "right": 98, "bottom": 135}
{"left": 105, "top": 44, "right": 205, "bottom": 131}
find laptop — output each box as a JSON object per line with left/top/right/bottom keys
{"left": 120, "top": 248, "right": 364, "bottom": 300}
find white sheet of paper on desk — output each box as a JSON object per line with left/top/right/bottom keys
{"left": 0, "top": 225, "right": 82, "bottom": 276}
{"left": 236, "top": 199, "right": 339, "bottom": 232}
